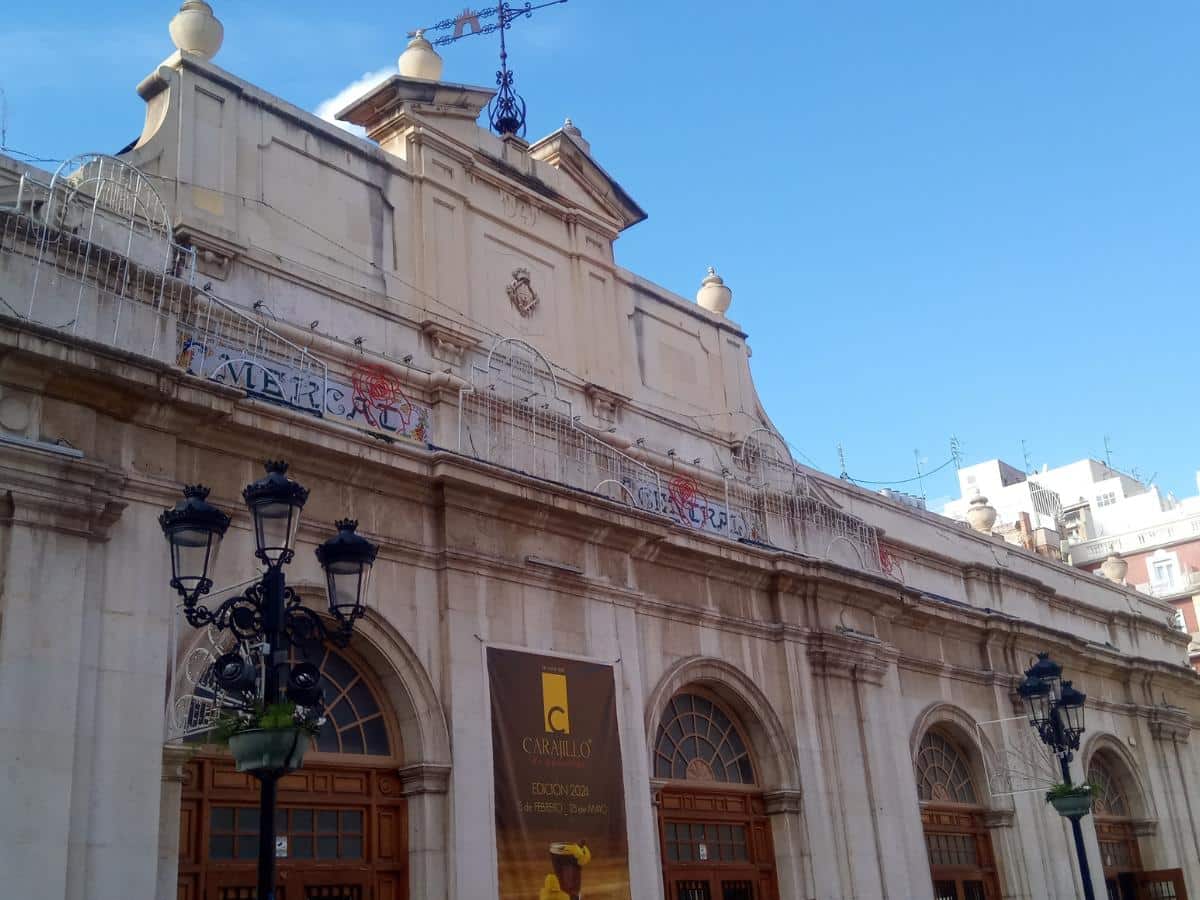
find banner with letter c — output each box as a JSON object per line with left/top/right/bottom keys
{"left": 488, "top": 647, "right": 631, "bottom": 899}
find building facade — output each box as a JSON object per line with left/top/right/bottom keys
{"left": 2, "top": 7, "right": 1200, "bottom": 900}
{"left": 946, "top": 459, "right": 1200, "bottom": 670}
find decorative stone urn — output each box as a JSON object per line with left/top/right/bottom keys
{"left": 1101, "top": 554, "right": 1128, "bottom": 584}
{"left": 169, "top": 1, "right": 224, "bottom": 61}
{"left": 696, "top": 267, "right": 732, "bottom": 315}
{"left": 398, "top": 30, "right": 444, "bottom": 81}
{"left": 966, "top": 495, "right": 998, "bottom": 534}
{"left": 229, "top": 727, "right": 308, "bottom": 774}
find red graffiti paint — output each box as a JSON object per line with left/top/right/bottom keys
{"left": 350, "top": 363, "right": 412, "bottom": 429}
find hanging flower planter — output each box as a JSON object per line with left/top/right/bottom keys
{"left": 229, "top": 726, "right": 309, "bottom": 774}
{"left": 1046, "top": 784, "right": 1093, "bottom": 819}
{"left": 213, "top": 700, "right": 321, "bottom": 775}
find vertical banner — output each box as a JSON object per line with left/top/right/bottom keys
{"left": 488, "top": 647, "right": 631, "bottom": 899}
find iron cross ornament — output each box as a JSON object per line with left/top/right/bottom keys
{"left": 410, "top": 1, "right": 568, "bottom": 137}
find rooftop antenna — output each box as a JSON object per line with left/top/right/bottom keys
{"left": 1103, "top": 434, "right": 1114, "bottom": 469}
{"left": 0, "top": 84, "right": 7, "bottom": 148}
{"left": 950, "top": 435, "right": 963, "bottom": 470}
{"left": 411, "top": 1, "right": 569, "bottom": 138}
{"left": 837, "top": 443, "right": 849, "bottom": 480}
{"left": 1020, "top": 439, "right": 1033, "bottom": 474}
{"left": 914, "top": 449, "right": 927, "bottom": 503}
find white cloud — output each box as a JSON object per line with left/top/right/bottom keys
{"left": 314, "top": 67, "right": 394, "bottom": 136}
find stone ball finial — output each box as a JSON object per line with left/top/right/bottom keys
{"left": 966, "top": 494, "right": 998, "bottom": 534}
{"left": 696, "top": 266, "right": 733, "bottom": 315}
{"left": 169, "top": 1, "right": 224, "bottom": 61}
{"left": 399, "top": 30, "right": 444, "bottom": 81}
{"left": 1101, "top": 554, "right": 1129, "bottom": 584}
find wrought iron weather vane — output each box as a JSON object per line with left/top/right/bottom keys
{"left": 411, "top": 0, "right": 568, "bottom": 138}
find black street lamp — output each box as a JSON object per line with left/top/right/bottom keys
{"left": 1019, "top": 652, "right": 1095, "bottom": 900}
{"left": 161, "top": 460, "right": 378, "bottom": 900}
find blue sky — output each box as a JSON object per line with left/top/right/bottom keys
{"left": 4, "top": 2, "right": 1198, "bottom": 509}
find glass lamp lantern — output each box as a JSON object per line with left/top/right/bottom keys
{"left": 242, "top": 461, "right": 309, "bottom": 566}
{"left": 1026, "top": 652, "right": 1063, "bottom": 703}
{"left": 159, "top": 484, "right": 231, "bottom": 602}
{"left": 1057, "top": 681, "right": 1087, "bottom": 747}
{"left": 315, "top": 519, "right": 379, "bottom": 626}
{"left": 1019, "top": 675, "right": 1054, "bottom": 731}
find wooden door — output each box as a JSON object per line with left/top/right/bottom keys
{"left": 1137, "top": 870, "right": 1189, "bottom": 900}
{"left": 922, "top": 808, "right": 1001, "bottom": 900}
{"left": 931, "top": 877, "right": 994, "bottom": 900}
{"left": 665, "top": 871, "right": 761, "bottom": 900}
{"left": 657, "top": 787, "right": 778, "bottom": 900}
{"left": 178, "top": 758, "right": 406, "bottom": 900}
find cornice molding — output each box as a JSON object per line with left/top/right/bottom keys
{"left": 398, "top": 762, "right": 451, "bottom": 797}
{"left": 983, "top": 809, "right": 1015, "bottom": 829}
{"left": 763, "top": 788, "right": 804, "bottom": 816}
{"left": 1148, "top": 707, "right": 1192, "bottom": 744}
{"left": 0, "top": 449, "right": 128, "bottom": 541}
{"left": 805, "top": 632, "right": 894, "bottom": 685}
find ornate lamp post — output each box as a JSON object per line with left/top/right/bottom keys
{"left": 1018, "top": 652, "right": 1094, "bottom": 900}
{"left": 160, "top": 461, "right": 378, "bottom": 900}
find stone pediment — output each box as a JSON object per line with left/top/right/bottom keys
{"left": 337, "top": 75, "right": 645, "bottom": 234}
{"left": 528, "top": 125, "right": 646, "bottom": 232}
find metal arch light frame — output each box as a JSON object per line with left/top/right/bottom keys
{"left": 457, "top": 335, "right": 664, "bottom": 511}
{"left": 45, "top": 152, "right": 174, "bottom": 234}
{"left": 29, "top": 153, "right": 180, "bottom": 343}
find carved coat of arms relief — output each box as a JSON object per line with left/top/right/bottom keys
{"left": 506, "top": 267, "right": 539, "bottom": 317}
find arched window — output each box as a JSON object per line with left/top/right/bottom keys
{"left": 914, "top": 730, "right": 999, "bottom": 899}
{"left": 654, "top": 691, "right": 755, "bottom": 785}
{"left": 1088, "top": 754, "right": 1131, "bottom": 818}
{"left": 306, "top": 644, "right": 393, "bottom": 756}
{"left": 915, "top": 731, "right": 979, "bottom": 805}
{"left": 1087, "top": 750, "right": 1146, "bottom": 893}
{"left": 187, "top": 643, "right": 394, "bottom": 757}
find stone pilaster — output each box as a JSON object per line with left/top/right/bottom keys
{"left": 0, "top": 454, "right": 127, "bottom": 900}
{"left": 399, "top": 763, "right": 451, "bottom": 900}
{"left": 155, "top": 746, "right": 196, "bottom": 900}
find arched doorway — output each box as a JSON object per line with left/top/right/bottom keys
{"left": 653, "top": 690, "right": 779, "bottom": 900}
{"left": 1088, "top": 750, "right": 1188, "bottom": 900}
{"left": 914, "top": 729, "right": 1001, "bottom": 900}
{"left": 177, "top": 643, "right": 407, "bottom": 900}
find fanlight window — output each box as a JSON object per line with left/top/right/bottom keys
{"left": 654, "top": 692, "right": 755, "bottom": 785}
{"left": 308, "top": 645, "right": 393, "bottom": 756}
{"left": 1088, "top": 755, "right": 1131, "bottom": 818}
{"left": 191, "top": 644, "right": 392, "bottom": 757}
{"left": 915, "top": 731, "right": 979, "bottom": 805}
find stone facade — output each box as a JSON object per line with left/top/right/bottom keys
{"left": 1, "top": 36, "right": 1200, "bottom": 900}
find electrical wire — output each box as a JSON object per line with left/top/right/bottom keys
{"left": 844, "top": 458, "right": 955, "bottom": 487}
{"left": 0, "top": 145, "right": 64, "bottom": 165}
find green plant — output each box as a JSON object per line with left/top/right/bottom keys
{"left": 210, "top": 700, "right": 323, "bottom": 746}
{"left": 1045, "top": 781, "right": 1094, "bottom": 802}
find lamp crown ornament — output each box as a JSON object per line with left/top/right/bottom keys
{"left": 242, "top": 460, "right": 310, "bottom": 504}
